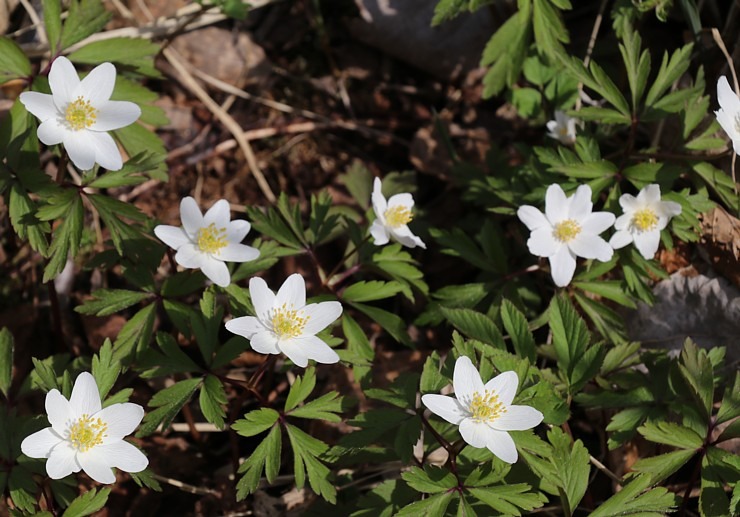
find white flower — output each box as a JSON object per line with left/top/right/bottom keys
{"left": 20, "top": 372, "right": 147, "bottom": 484}
{"left": 421, "top": 356, "right": 543, "bottom": 464}
{"left": 225, "top": 273, "right": 342, "bottom": 368}
{"left": 19, "top": 56, "right": 141, "bottom": 171}
{"left": 714, "top": 75, "right": 740, "bottom": 155}
{"left": 517, "top": 184, "right": 615, "bottom": 287}
{"left": 609, "top": 184, "right": 681, "bottom": 260}
{"left": 546, "top": 110, "right": 578, "bottom": 145}
{"left": 154, "top": 197, "right": 259, "bottom": 288}
{"left": 370, "top": 177, "right": 426, "bottom": 249}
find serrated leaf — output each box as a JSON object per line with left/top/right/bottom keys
{"left": 138, "top": 377, "right": 201, "bottom": 436}
{"left": 285, "top": 424, "right": 336, "bottom": 503}
{"left": 351, "top": 302, "right": 411, "bottom": 347}
{"left": 396, "top": 491, "right": 454, "bottom": 517}
{"left": 0, "top": 328, "right": 13, "bottom": 398}
{"left": 42, "top": 0, "right": 62, "bottom": 54}
{"left": 91, "top": 339, "right": 119, "bottom": 400}
{"left": 112, "top": 303, "right": 156, "bottom": 363}
{"left": 342, "top": 280, "right": 405, "bottom": 303}
{"left": 439, "top": 306, "right": 505, "bottom": 350}
{"left": 637, "top": 421, "right": 704, "bottom": 449}
{"left": 232, "top": 408, "right": 280, "bottom": 437}
{"left": 68, "top": 37, "right": 161, "bottom": 77}
{"left": 468, "top": 484, "right": 547, "bottom": 515}
{"left": 500, "top": 300, "right": 536, "bottom": 362}
{"left": 402, "top": 466, "right": 456, "bottom": 494}
{"left": 289, "top": 391, "right": 344, "bottom": 422}
{"left": 285, "top": 366, "right": 317, "bottom": 411}
{"left": 589, "top": 474, "right": 677, "bottom": 516}
{"left": 62, "top": 487, "right": 110, "bottom": 517}
{"left": 236, "top": 424, "right": 282, "bottom": 499}
{"left": 60, "top": 0, "right": 112, "bottom": 50}
{"left": 549, "top": 295, "right": 590, "bottom": 378}
{"left": 0, "top": 37, "right": 31, "bottom": 85}
{"left": 631, "top": 449, "right": 697, "bottom": 484}
{"left": 75, "top": 289, "right": 151, "bottom": 316}
{"left": 547, "top": 427, "right": 589, "bottom": 513}
{"left": 199, "top": 374, "right": 227, "bottom": 429}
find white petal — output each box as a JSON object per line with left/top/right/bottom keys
{"left": 21, "top": 428, "right": 63, "bottom": 458}
{"left": 301, "top": 301, "right": 342, "bottom": 335}
{"left": 180, "top": 197, "right": 204, "bottom": 238}
{"left": 49, "top": 57, "right": 80, "bottom": 110}
{"left": 459, "top": 418, "right": 491, "bottom": 448}
{"left": 91, "top": 100, "right": 141, "bottom": 131}
{"left": 569, "top": 234, "right": 613, "bottom": 261}
{"left": 249, "top": 277, "right": 276, "bottom": 320}
{"left": 658, "top": 200, "right": 682, "bottom": 218}
{"left": 227, "top": 219, "right": 252, "bottom": 242}
{"left": 200, "top": 257, "right": 231, "bottom": 287}
{"left": 95, "top": 403, "right": 144, "bottom": 442}
{"left": 293, "top": 335, "right": 340, "bottom": 365}
{"left": 485, "top": 428, "right": 518, "bottom": 463}
{"left": 546, "top": 120, "right": 558, "bottom": 133}
{"left": 250, "top": 331, "right": 281, "bottom": 355}
{"left": 633, "top": 230, "right": 660, "bottom": 260}
{"left": 717, "top": 76, "right": 740, "bottom": 114}
{"left": 421, "top": 394, "right": 467, "bottom": 425}
{"left": 568, "top": 184, "right": 593, "bottom": 220}
{"left": 641, "top": 184, "right": 661, "bottom": 204}
{"left": 225, "top": 316, "right": 264, "bottom": 339}
{"left": 609, "top": 230, "right": 633, "bottom": 249}
{"left": 45, "top": 389, "right": 74, "bottom": 435}
{"left": 517, "top": 205, "right": 548, "bottom": 231}
{"left": 217, "top": 243, "right": 259, "bottom": 263}
{"left": 452, "top": 356, "right": 484, "bottom": 405}
{"left": 154, "top": 225, "right": 190, "bottom": 250}
{"left": 94, "top": 440, "right": 148, "bottom": 474}
{"left": 715, "top": 109, "right": 740, "bottom": 144}
{"left": 46, "top": 442, "right": 81, "bottom": 479}
{"left": 370, "top": 220, "right": 390, "bottom": 245}
{"left": 618, "top": 193, "right": 638, "bottom": 212}
{"left": 491, "top": 405, "right": 543, "bottom": 431}
{"left": 580, "top": 212, "right": 615, "bottom": 235}
{"left": 549, "top": 246, "right": 576, "bottom": 287}
{"left": 371, "top": 177, "right": 387, "bottom": 219}
{"left": 20, "top": 92, "right": 58, "bottom": 120}
{"left": 63, "top": 131, "right": 96, "bottom": 171}
{"left": 527, "top": 227, "right": 559, "bottom": 257}
{"left": 387, "top": 193, "right": 414, "bottom": 209}
{"left": 70, "top": 372, "right": 101, "bottom": 416}
{"left": 175, "top": 244, "right": 205, "bottom": 268}
{"left": 37, "top": 119, "right": 66, "bottom": 145}
{"left": 77, "top": 62, "right": 116, "bottom": 104}
{"left": 277, "top": 339, "right": 309, "bottom": 367}
{"left": 203, "top": 199, "right": 231, "bottom": 228}
{"left": 275, "top": 273, "right": 306, "bottom": 309}
{"left": 391, "top": 226, "right": 426, "bottom": 249}
{"left": 78, "top": 449, "right": 116, "bottom": 484}
{"left": 483, "top": 371, "right": 518, "bottom": 406}
{"left": 87, "top": 131, "right": 122, "bottom": 171}
{"left": 545, "top": 184, "right": 568, "bottom": 224}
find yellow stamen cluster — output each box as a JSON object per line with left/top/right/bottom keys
{"left": 196, "top": 223, "right": 228, "bottom": 254}
{"left": 68, "top": 414, "right": 108, "bottom": 452}
{"left": 384, "top": 205, "right": 413, "bottom": 228}
{"left": 65, "top": 97, "right": 98, "bottom": 131}
{"left": 553, "top": 219, "right": 581, "bottom": 243}
{"left": 632, "top": 208, "right": 658, "bottom": 231}
{"left": 271, "top": 303, "right": 310, "bottom": 339}
{"left": 468, "top": 390, "right": 507, "bottom": 423}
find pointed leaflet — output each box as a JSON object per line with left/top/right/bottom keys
{"left": 500, "top": 299, "right": 536, "bottom": 362}
{"left": 0, "top": 328, "right": 12, "bottom": 398}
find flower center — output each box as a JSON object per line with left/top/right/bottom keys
{"left": 632, "top": 208, "right": 658, "bottom": 231}
{"left": 196, "top": 223, "right": 228, "bottom": 254}
{"left": 65, "top": 97, "right": 98, "bottom": 131}
{"left": 468, "top": 390, "right": 507, "bottom": 423}
{"left": 384, "top": 205, "right": 413, "bottom": 228}
{"left": 553, "top": 219, "right": 581, "bottom": 243}
{"left": 270, "top": 303, "right": 310, "bottom": 339}
{"left": 68, "top": 414, "right": 108, "bottom": 452}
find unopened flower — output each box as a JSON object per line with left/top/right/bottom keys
{"left": 19, "top": 56, "right": 141, "bottom": 171}
{"left": 21, "top": 372, "right": 147, "bottom": 484}
{"left": 517, "top": 184, "right": 615, "bottom": 287}
{"left": 422, "top": 356, "right": 543, "bottom": 464}
{"left": 609, "top": 184, "right": 681, "bottom": 260}
{"left": 715, "top": 75, "right": 740, "bottom": 155}
{"left": 546, "top": 110, "right": 578, "bottom": 145}
{"left": 225, "top": 273, "right": 342, "bottom": 367}
{"left": 370, "top": 177, "right": 426, "bottom": 249}
{"left": 154, "top": 197, "right": 259, "bottom": 288}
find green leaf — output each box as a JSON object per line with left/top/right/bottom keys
{"left": 232, "top": 408, "right": 280, "bottom": 437}
{"left": 86, "top": 193, "right": 147, "bottom": 254}
{"left": 342, "top": 314, "right": 373, "bottom": 387}
{"left": 396, "top": 491, "right": 454, "bottom": 517}
{"left": 236, "top": 424, "right": 282, "bottom": 499}
{"left": 342, "top": 280, "right": 405, "bottom": 303}
{"left": 9, "top": 182, "right": 49, "bottom": 257}
{"left": 420, "top": 352, "right": 448, "bottom": 393}
{"left": 62, "top": 488, "right": 110, "bottom": 517}
{"left": 637, "top": 421, "right": 704, "bottom": 449}
{"left": 439, "top": 306, "right": 505, "bottom": 350}
{"left": 199, "top": 374, "right": 227, "bottom": 429}
{"left": 468, "top": 484, "right": 547, "bottom": 515}
{"left": 113, "top": 122, "right": 168, "bottom": 179}
{"left": 138, "top": 377, "right": 201, "bottom": 436}
{"left": 60, "top": 0, "right": 112, "bottom": 50}
{"left": 0, "top": 37, "right": 31, "bottom": 85}
{"left": 676, "top": 338, "right": 714, "bottom": 422}
{"left": 717, "top": 371, "right": 739, "bottom": 425}
{"left": 547, "top": 427, "right": 589, "bottom": 514}
{"left": 549, "top": 295, "right": 590, "bottom": 378}
{"left": 0, "top": 328, "right": 13, "bottom": 398}
{"left": 75, "top": 289, "right": 151, "bottom": 316}
{"left": 573, "top": 281, "right": 636, "bottom": 308}
{"left": 500, "top": 300, "right": 536, "bottom": 362}
{"left": 42, "top": 0, "right": 62, "bottom": 54}
{"left": 401, "top": 466, "right": 456, "bottom": 494}
{"left": 631, "top": 449, "right": 697, "bottom": 484}
{"left": 285, "top": 424, "right": 336, "bottom": 503}
{"left": 289, "top": 391, "right": 344, "bottom": 422}
{"left": 113, "top": 303, "right": 157, "bottom": 363}
{"left": 480, "top": 6, "right": 531, "bottom": 98}
{"left": 351, "top": 302, "right": 411, "bottom": 347}
{"left": 68, "top": 38, "right": 161, "bottom": 77}
{"left": 590, "top": 474, "right": 677, "bottom": 516}
{"left": 91, "top": 339, "right": 119, "bottom": 401}
{"left": 285, "top": 366, "right": 317, "bottom": 411}
{"left": 139, "top": 332, "right": 201, "bottom": 377}
{"left": 644, "top": 43, "right": 694, "bottom": 108}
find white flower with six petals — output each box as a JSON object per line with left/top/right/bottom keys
{"left": 517, "top": 184, "right": 615, "bottom": 287}
{"left": 19, "top": 56, "right": 141, "bottom": 171}
{"left": 546, "top": 110, "right": 578, "bottom": 145}
{"left": 609, "top": 184, "right": 681, "bottom": 260}
{"left": 370, "top": 177, "right": 426, "bottom": 249}
{"left": 225, "top": 273, "right": 342, "bottom": 367}
{"left": 714, "top": 75, "right": 740, "bottom": 155}
{"left": 154, "top": 197, "right": 260, "bottom": 288}
{"left": 21, "top": 372, "right": 147, "bottom": 484}
{"left": 421, "top": 356, "right": 543, "bottom": 464}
